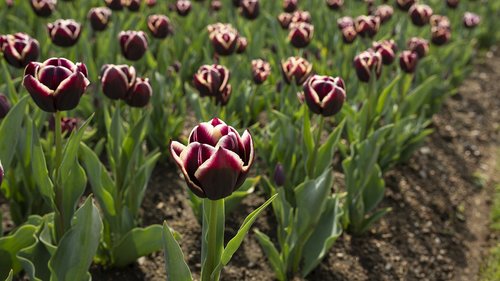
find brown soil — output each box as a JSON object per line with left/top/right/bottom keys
{"left": 4, "top": 47, "right": 500, "bottom": 280}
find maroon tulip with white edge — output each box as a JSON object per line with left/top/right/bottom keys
{"left": 0, "top": 33, "right": 40, "bottom": 68}
{"left": 47, "top": 19, "right": 82, "bottom": 47}
{"left": 303, "top": 75, "right": 346, "bottom": 117}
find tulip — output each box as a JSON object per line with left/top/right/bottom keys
{"left": 208, "top": 24, "right": 239, "bottom": 56}
{"left": 431, "top": 26, "right": 451, "bottom": 46}
{"left": 407, "top": 37, "right": 429, "bottom": 58}
{"left": 372, "top": 39, "right": 397, "bottom": 65}
{"left": 23, "top": 58, "right": 90, "bottom": 112}
{"left": 278, "top": 13, "right": 293, "bottom": 29}
{"left": 408, "top": 4, "right": 433, "bottom": 27}
{"left": 281, "top": 56, "right": 313, "bottom": 85}
{"left": 49, "top": 116, "right": 80, "bottom": 134}
{"left": 125, "top": 78, "right": 152, "bottom": 107}
{"left": 170, "top": 118, "right": 254, "bottom": 200}
{"left": 31, "top": 0, "right": 56, "bottom": 17}
{"left": 273, "top": 163, "right": 285, "bottom": 187}
{"left": 353, "top": 50, "right": 382, "bottom": 82}
{"left": 288, "top": 21, "right": 314, "bottom": 48}
{"left": 146, "top": 0, "right": 156, "bottom": 7}
{"left": 375, "top": 5, "right": 393, "bottom": 24}
{"left": 105, "top": 0, "right": 124, "bottom": 10}
{"left": 88, "top": 7, "right": 112, "bottom": 31}
{"left": 240, "top": 0, "right": 259, "bottom": 20}
{"left": 463, "top": 12, "right": 480, "bottom": 29}
{"left": 283, "top": 0, "right": 297, "bottom": 12}
{"left": 430, "top": 15, "right": 451, "bottom": 29}
{"left": 251, "top": 59, "right": 271, "bottom": 85}
{"left": 232, "top": 0, "right": 240, "bottom": 6}
{"left": 337, "top": 16, "right": 354, "bottom": 29}
{"left": 124, "top": 0, "right": 140, "bottom": 11}
{"left": 0, "top": 33, "right": 40, "bottom": 68}
{"left": 446, "top": 0, "right": 459, "bottom": 9}
{"left": 341, "top": 26, "right": 357, "bottom": 44}
{"left": 303, "top": 75, "right": 346, "bottom": 117}
{"left": 354, "top": 15, "right": 380, "bottom": 38}
{"left": 326, "top": 0, "right": 343, "bottom": 10}
{"left": 395, "top": 0, "right": 415, "bottom": 11}
{"left": 399, "top": 51, "right": 418, "bottom": 73}
{"left": 176, "top": 0, "right": 191, "bottom": 16}
{"left": 5, "top": 0, "right": 13, "bottom": 8}
{"left": 211, "top": 0, "right": 222, "bottom": 11}
{"left": 100, "top": 64, "right": 136, "bottom": 100}
{"left": 0, "top": 94, "right": 10, "bottom": 119}
{"left": 147, "top": 15, "right": 173, "bottom": 39}
{"left": 193, "top": 64, "right": 232, "bottom": 105}
{"left": 236, "top": 37, "right": 248, "bottom": 54}
{"left": 119, "top": 31, "right": 148, "bottom": 61}
{"left": 47, "top": 19, "right": 82, "bottom": 47}
{"left": 291, "top": 10, "right": 311, "bottom": 23}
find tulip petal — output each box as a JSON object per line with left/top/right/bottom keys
{"left": 235, "top": 129, "right": 254, "bottom": 188}
{"left": 54, "top": 72, "right": 86, "bottom": 111}
{"left": 23, "top": 75, "right": 56, "bottom": 112}
{"left": 101, "top": 66, "right": 130, "bottom": 99}
{"left": 170, "top": 141, "right": 207, "bottom": 198}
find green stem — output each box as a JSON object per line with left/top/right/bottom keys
{"left": 201, "top": 199, "right": 223, "bottom": 281}
{"left": 308, "top": 116, "right": 324, "bottom": 178}
{"left": 54, "top": 111, "right": 64, "bottom": 242}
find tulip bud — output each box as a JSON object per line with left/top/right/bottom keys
{"left": 211, "top": 0, "right": 222, "bottom": 11}
{"left": 354, "top": 15, "right": 380, "bottom": 38}
{"left": 125, "top": 78, "right": 152, "bottom": 107}
{"left": 176, "top": 0, "right": 192, "bottom": 16}
{"left": 47, "top": 19, "right": 82, "bottom": 47}
{"left": 288, "top": 21, "right": 314, "bottom": 48}
{"left": 273, "top": 163, "right": 285, "bottom": 187}
{"left": 236, "top": 37, "right": 248, "bottom": 53}
{"left": 372, "top": 39, "right": 397, "bottom": 65}
{"left": 281, "top": 56, "right": 313, "bottom": 85}
{"left": 0, "top": 94, "right": 11, "bottom": 119}
{"left": 408, "top": 4, "right": 433, "bottom": 27}
{"left": 124, "top": 0, "right": 140, "bottom": 11}
{"left": 399, "top": 50, "right": 418, "bottom": 73}
{"left": 430, "top": 15, "right": 451, "bottom": 29}
{"left": 251, "top": 59, "right": 271, "bottom": 85}
{"left": 375, "top": 5, "right": 393, "bottom": 24}
{"left": 31, "top": 0, "right": 56, "bottom": 17}
{"left": 446, "top": 0, "right": 459, "bottom": 9}
{"left": 193, "top": 64, "right": 232, "bottom": 105}
{"left": 407, "top": 37, "right": 429, "bottom": 58}
{"left": 303, "top": 75, "right": 346, "bottom": 117}
{"left": 49, "top": 116, "right": 79, "bottom": 134}
{"left": 283, "top": 0, "right": 297, "bottom": 12}
{"left": 278, "top": 13, "right": 293, "bottom": 29}
{"left": 240, "top": 0, "right": 259, "bottom": 20}
{"left": 337, "top": 16, "right": 354, "bottom": 29}
{"left": 463, "top": 12, "right": 480, "bottom": 29}
{"left": 341, "top": 26, "right": 357, "bottom": 44}
{"left": 326, "top": 0, "right": 343, "bottom": 10}
{"left": 146, "top": 0, "right": 156, "bottom": 7}
{"left": 395, "top": 0, "right": 415, "bottom": 11}
{"left": 147, "top": 15, "right": 173, "bottom": 39}
{"left": 88, "top": 7, "right": 112, "bottom": 31}
{"left": 119, "top": 31, "right": 148, "bottom": 61}
{"left": 170, "top": 118, "right": 255, "bottom": 200}
{"left": 353, "top": 50, "right": 382, "bottom": 83}
{"left": 105, "top": 0, "right": 124, "bottom": 10}
{"left": 431, "top": 26, "right": 451, "bottom": 46}
{"left": 0, "top": 33, "right": 40, "bottom": 68}
{"left": 208, "top": 24, "right": 239, "bottom": 56}
{"left": 100, "top": 64, "right": 136, "bottom": 100}
{"left": 23, "top": 58, "right": 90, "bottom": 112}
{"left": 291, "top": 10, "right": 311, "bottom": 23}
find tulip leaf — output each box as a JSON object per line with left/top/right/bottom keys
{"left": 254, "top": 229, "right": 285, "bottom": 281}
{"left": 302, "top": 108, "right": 314, "bottom": 156}
{"left": 376, "top": 74, "right": 401, "bottom": 115}
{"left": 162, "top": 222, "right": 192, "bottom": 281}
{"left": 4, "top": 270, "right": 13, "bottom": 281}
{"left": 0, "top": 96, "right": 28, "bottom": 171}
{"left": 17, "top": 216, "right": 52, "bottom": 281}
{"left": 315, "top": 120, "right": 345, "bottom": 178}
{"left": 359, "top": 207, "right": 392, "bottom": 235}
{"left": 112, "top": 225, "right": 164, "bottom": 267}
{"left": 0, "top": 223, "right": 38, "bottom": 280}
{"left": 31, "top": 120, "right": 55, "bottom": 208}
{"left": 1, "top": 60, "right": 17, "bottom": 100}
{"left": 49, "top": 197, "right": 102, "bottom": 281}
{"left": 401, "top": 75, "right": 438, "bottom": 117}
{"left": 362, "top": 164, "right": 385, "bottom": 214}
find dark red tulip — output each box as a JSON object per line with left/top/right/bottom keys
{"left": 23, "top": 58, "right": 90, "bottom": 112}
{"left": 232, "top": 0, "right": 240, "bottom": 6}
{"left": 288, "top": 21, "right": 314, "bottom": 48}
{"left": 5, "top": 0, "right": 13, "bottom": 8}
{"left": 375, "top": 5, "right": 393, "bottom": 24}
{"left": 399, "top": 51, "right": 418, "bottom": 73}
{"left": 236, "top": 37, "right": 248, "bottom": 53}
{"left": 125, "top": 78, "right": 152, "bottom": 107}
{"left": 0, "top": 33, "right": 40, "bottom": 68}
{"left": 353, "top": 50, "right": 382, "bottom": 82}
{"left": 326, "top": 0, "right": 343, "bottom": 10}
{"left": 341, "top": 26, "right": 357, "bottom": 44}
{"left": 407, "top": 37, "right": 429, "bottom": 58}
{"left": 273, "top": 163, "right": 285, "bottom": 187}
{"left": 147, "top": 15, "right": 173, "bottom": 39}
{"left": 354, "top": 15, "right": 380, "bottom": 38}
{"left": 337, "top": 16, "right": 354, "bottom": 29}
{"left": 395, "top": 0, "right": 415, "bottom": 11}
{"left": 146, "top": 0, "right": 156, "bottom": 7}
{"left": 193, "top": 64, "right": 232, "bottom": 105}
{"left": 409, "top": 4, "right": 433, "bottom": 27}
{"left": 176, "top": 0, "right": 191, "bottom": 16}
{"left": 463, "top": 12, "right": 480, "bottom": 29}
{"left": 303, "top": 75, "right": 346, "bottom": 117}
{"left": 372, "top": 39, "right": 397, "bottom": 65}
{"left": 281, "top": 56, "right": 313, "bottom": 85}
{"left": 100, "top": 64, "right": 136, "bottom": 100}
{"left": 283, "top": 0, "right": 297, "bottom": 12}
{"left": 240, "top": 0, "right": 259, "bottom": 20}
{"left": 431, "top": 26, "right": 451, "bottom": 45}
{"left": 170, "top": 118, "right": 255, "bottom": 200}
{"left": 31, "top": 0, "right": 56, "bottom": 17}
{"left": 105, "top": 0, "right": 125, "bottom": 10}
{"left": 430, "top": 15, "right": 451, "bottom": 29}
{"left": 211, "top": 0, "right": 222, "bottom": 11}
{"left": 251, "top": 59, "right": 271, "bottom": 85}
{"left": 124, "top": 0, "right": 141, "bottom": 11}
{"left": 291, "top": 10, "right": 311, "bottom": 23}
{"left": 446, "top": 0, "right": 459, "bottom": 9}
{"left": 88, "top": 7, "right": 112, "bottom": 31}
{"left": 208, "top": 24, "right": 239, "bottom": 56}
{"left": 0, "top": 94, "right": 11, "bottom": 119}
{"left": 47, "top": 19, "right": 82, "bottom": 47}
{"left": 49, "top": 116, "right": 80, "bottom": 135}
{"left": 119, "top": 31, "right": 148, "bottom": 61}
{"left": 278, "top": 13, "right": 293, "bottom": 29}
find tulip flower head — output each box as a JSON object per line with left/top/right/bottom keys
{"left": 208, "top": 23, "right": 240, "bottom": 56}
{"left": 251, "top": 59, "right": 271, "bottom": 85}
{"left": 147, "top": 15, "right": 173, "bottom": 39}
{"left": 408, "top": 4, "right": 433, "bottom": 27}
{"left": 105, "top": 0, "right": 125, "bottom": 10}
{"left": 125, "top": 78, "right": 152, "bottom": 107}
{"left": 0, "top": 94, "right": 11, "bottom": 119}
{"left": 399, "top": 50, "right": 419, "bottom": 73}
{"left": 375, "top": 5, "right": 393, "bottom": 24}
{"left": 446, "top": 0, "right": 459, "bottom": 9}
{"left": 176, "top": 0, "right": 192, "bottom": 16}
{"left": 240, "top": 0, "right": 259, "bottom": 20}
{"left": 211, "top": 0, "right": 222, "bottom": 11}
{"left": 23, "top": 58, "right": 90, "bottom": 112}
{"left": 193, "top": 64, "right": 232, "bottom": 105}
{"left": 463, "top": 12, "right": 480, "bottom": 29}
{"left": 430, "top": 15, "right": 451, "bottom": 29}
{"left": 88, "top": 7, "right": 112, "bottom": 31}
{"left": 124, "top": 0, "right": 140, "bottom": 11}
{"left": 47, "top": 19, "right": 82, "bottom": 47}
{"left": 302, "top": 75, "right": 346, "bottom": 117}
{"left": 236, "top": 37, "right": 248, "bottom": 53}
{"left": 278, "top": 13, "right": 293, "bottom": 29}
{"left": 407, "top": 37, "right": 429, "bottom": 58}
{"left": 326, "top": 0, "right": 343, "bottom": 10}
{"left": 0, "top": 33, "right": 40, "bottom": 68}
{"left": 100, "top": 64, "right": 136, "bottom": 100}
{"left": 283, "top": 0, "right": 297, "bottom": 12}
{"left": 337, "top": 16, "right": 354, "bottom": 29}
{"left": 273, "top": 163, "right": 285, "bottom": 187}
{"left": 31, "top": 0, "right": 56, "bottom": 17}
{"left": 291, "top": 10, "right": 311, "bottom": 23}
{"left": 170, "top": 118, "right": 254, "bottom": 200}
{"left": 119, "top": 31, "right": 148, "bottom": 61}
{"left": 281, "top": 56, "right": 313, "bottom": 85}
{"left": 372, "top": 39, "right": 397, "bottom": 65}
{"left": 396, "top": 0, "right": 415, "bottom": 11}
{"left": 354, "top": 15, "right": 380, "bottom": 38}
{"left": 353, "top": 50, "right": 382, "bottom": 82}
{"left": 341, "top": 26, "right": 357, "bottom": 44}
{"left": 431, "top": 26, "right": 451, "bottom": 45}
{"left": 146, "top": 0, "right": 156, "bottom": 7}
{"left": 288, "top": 21, "right": 314, "bottom": 48}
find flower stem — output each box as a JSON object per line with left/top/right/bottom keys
{"left": 201, "top": 199, "right": 224, "bottom": 281}
{"left": 54, "top": 111, "right": 64, "bottom": 242}
{"left": 308, "top": 116, "right": 324, "bottom": 178}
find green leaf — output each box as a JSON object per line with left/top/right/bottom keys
{"left": 49, "top": 197, "right": 102, "bottom": 281}
{"left": 315, "top": 120, "right": 345, "bottom": 177}
{"left": 224, "top": 176, "right": 259, "bottom": 215}
{"left": 4, "top": 270, "right": 13, "bottom": 281}
{"left": 302, "top": 109, "right": 314, "bottom": 156}
{"left": 376, "top": 74, "right": 400, "bottom": 114}
{"left": 17, "top": 216, "right": 52, "bottom": 281}
{"left": 0, "top": 96, "right": 28, "bottom": 170}
{"left": 254, "top": 229, "right": 285, "bottom": 281}
{"left": 401, "top": 75, "right": 438, "bottom": 117}
{"left": 162, "top": 222, "right": 192, "bottom": 281}
{"left": 359, "top": 207, "right": 392, "bottom": 234}
{"left": 0, "top": 224, "right": 38, "bottom": 279}
{"left": 31, "top": 120, "right": 55, "bottom": 208}
{"left": 362, "top": 165, "right": 385, "bottom": 214}
{"left": 112, "top": 225, "right": 164, "bottom": 267}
